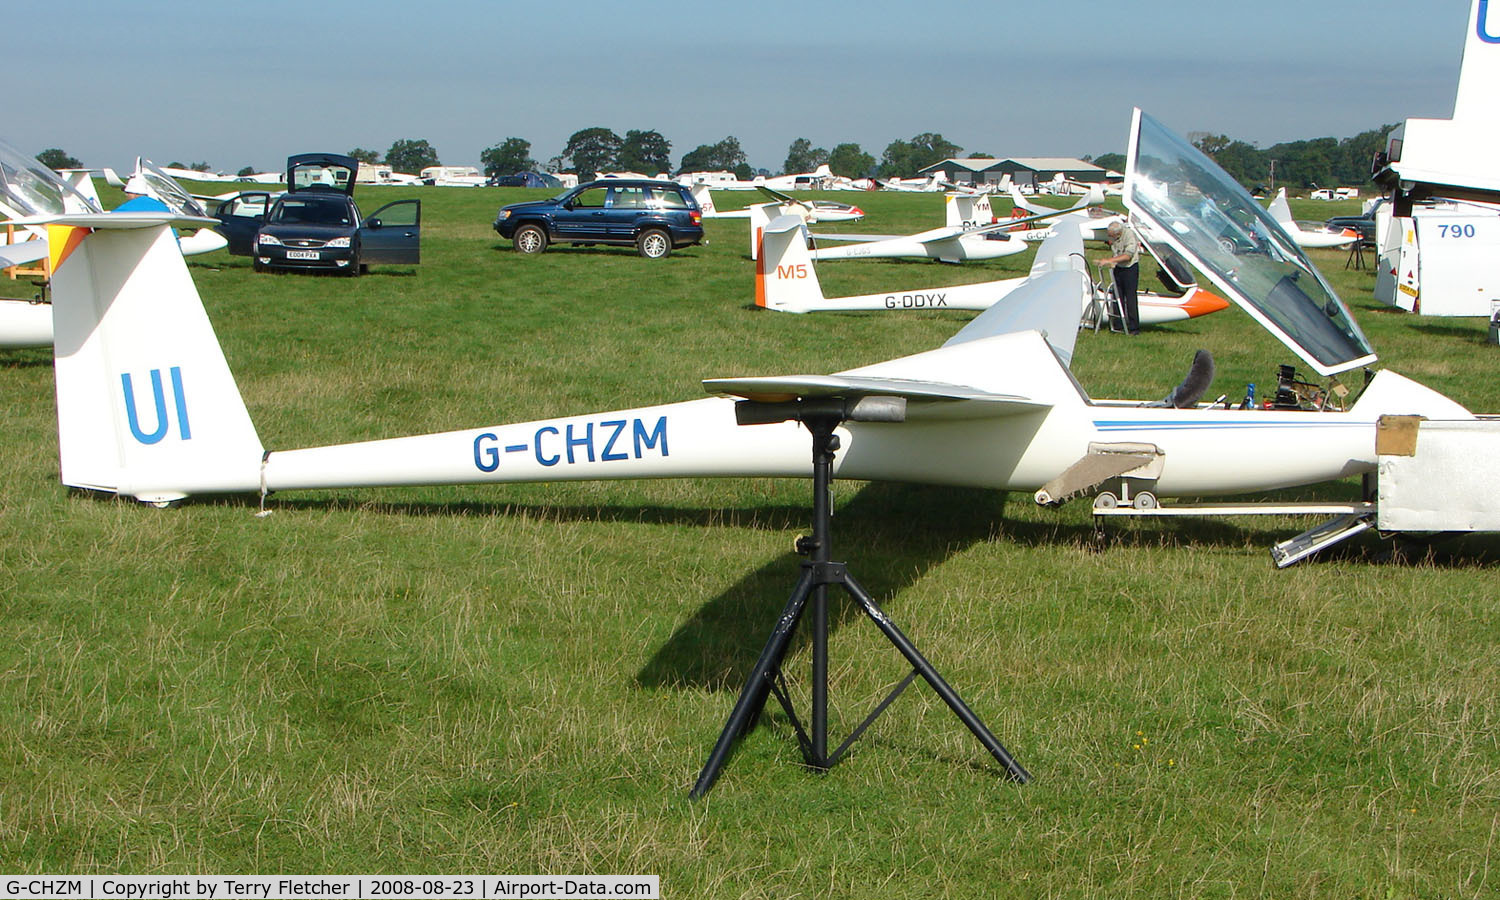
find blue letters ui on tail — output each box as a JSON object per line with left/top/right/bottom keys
{"left": 1480, "top": 0, "right": 1500, "bottom": 43}
{"left": 122, "top": 367, "right": 192, "bottom": 445}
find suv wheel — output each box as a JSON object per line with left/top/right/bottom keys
{"left": 514, "top": 224, "right": 548, "bottom": 254}
{"left": 637, "top": 228, "right": 671, "bottom": 259}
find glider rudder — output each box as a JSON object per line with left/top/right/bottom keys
{"left": 48, "top": 214, "right": 265, "bottom": 503}
{"left": 755, "top": 214, "right": 823, "bottom": 314}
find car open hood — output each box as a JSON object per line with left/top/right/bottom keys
{"left": 1124, "top": 109, "right": 1376, "bottom": 376}
{"left": 287, "top": 153, "right": 358, "bottom": 196}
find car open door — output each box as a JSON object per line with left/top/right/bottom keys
{"left": 358, "top": 199, "right": 421, "bottom": 265}
{"left": 213, "top": 192, "right": 272, "bottom": 256}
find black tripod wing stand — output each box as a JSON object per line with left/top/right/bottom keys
{"left": 689, "top": 393, "right": 1032, "bottom": 798}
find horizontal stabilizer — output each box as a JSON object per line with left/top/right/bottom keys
{"left": 808, "top": 232, "right": 903, "bottom": 243}
{"left": 15, "top": 211, "right": 220, "bottom": 230}
{"left": 703, "top": 374, "right": 1049, "bottom": 420}
{"left": 0, "top": 237, "right": 48, "bottom": 268}
{"left": 757, "top": 185, "right": 795, "bottom": 204}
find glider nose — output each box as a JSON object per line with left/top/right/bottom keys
{"left": 1180, "top": 287, "right": 1231, "bottom": 319}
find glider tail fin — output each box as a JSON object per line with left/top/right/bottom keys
{"left": 1456, "top": 0, "right": 1500, "bottom": 120}
{"left": 747, "top": 201, "right": 788, "bottom": 259}
{"left": 1268, "top": 188, "right": 1295, "bottom": 227}
{"left": 49, "top": 215, "right": 265, "bottom": 503}
{"left": 690, "top": 183, "right": 718, "bottom": 216}
{"left": 945, "top": 192, "right": 995, "bottom": 228}
{"left": 755, "top": 213, "right": 823, "bottom": 314}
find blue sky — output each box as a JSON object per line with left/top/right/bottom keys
{"left": 11, "top": 0, "right": 1473, "bottom": 174}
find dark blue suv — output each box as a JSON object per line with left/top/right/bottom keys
{"left": 493, "top": 179, "right": 703, "bottom": 258}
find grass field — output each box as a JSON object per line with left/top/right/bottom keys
{"left": 1, "top": 184, "right": 1497, "bottom": 898}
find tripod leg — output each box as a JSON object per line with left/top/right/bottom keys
{"left": 839, "top": 573, "right": 1032, "bottom": 783}
{"left": 690, "top": 567, "right": 816, "bottom": 799}
{"left": 811, "top": 581, "right": 828, "bottom": 768}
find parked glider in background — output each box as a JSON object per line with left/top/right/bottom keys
{"left": 759, "top": 199, "right": 1227, "bottom": 325}
{"left": 1009, "top": 186, "right": 1124, "bottom": 240}
{"left": 1267, "top": 188, "right": 1359, "bottom": 248}
{"left": 798, "top": 188, "right": 1087, "bottom": 264}
{"left": 13, "top": 109, "right": 1472, "bottom": 580}
{"left": 875, "top": 174, "right": 948, "bottom": 192}
{"left": 946, "top": 192, "right": 996, "bottom": 228}
{"left": 716, "top": 185, "right": 865, "bottom": 260}
{"left": 759, "top": 164, "right": 835, "bottom": 192}
{"left": 115, "top": 158, "right": 229, "bottom": 255}
{"left": 690, "top": 184, "right": 864, "bottom": 224}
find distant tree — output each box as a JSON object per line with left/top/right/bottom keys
{"left": 347, "top": 147, "right": 382, "bottom": 165}
{"left": 826, "top": 143, "right": 874, "bottom": 179}
{"left": 386, "top": 138, "right": 440, "bottom": 174}
{"left": 480, "top": 138, "right": 536, "bottom": 178}
{"left": 542, "top": 155, "right": 566, "bottom": 174}
{"left": 562, "top": 127, "right": 623, "bottom": 180}
{"left": 36, "top": 148, "right": 81, "bottom": 169}
{"left": 1214, "top": 140, "right": 1267, "bottom": 186}
{"left": 877, "top": 132, "right": 962, "bottom": 177}
{"left": 1191, "top": 132, "right": 1264, "bottom": 186}
{"left": 678, "top": 136, "right": 747, "bottom": 175}
{"left": 783, "top": 138, "right": 828, "bottom": 175}
{"left": 1092, "top": 152, "right": 1126, "bottom": 172}
{"left": 1190, "top": 133, "right": 1233, "bottom": 157}
{"left": 237, "top": 166, "right": 257, "bottom": 177}
{"left": 616, "top": 129, "right": 672, "bottom": 175}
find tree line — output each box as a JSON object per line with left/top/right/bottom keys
{"left": 34, "top": 123, "right": 1396, "bottom": 187}
{"left": 464, "top": 128, "right": 969, "bottom": 182}
{"left": 1178, "top": 124, "right": 1396, "bottom": 192}
{"left": 306, "top": 130, "right": 966, "bottom": 182}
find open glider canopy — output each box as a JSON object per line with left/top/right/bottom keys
{"left": 1125, "top": 110, "right": 1375, "bottom": 376}
{"left": 137, "top": 159, "right": 212, "bottom": 218}
{"left": 0, "top": 138, "right": 103, "bottom": 219}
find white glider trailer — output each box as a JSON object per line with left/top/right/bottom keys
{"left": 1370, "top": 0, "right": 1500, "bottom": 317}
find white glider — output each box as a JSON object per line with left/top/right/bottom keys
{"left": 693, "top": 183, "right": 864, "bottom": 223}
{"left": 757, "top": 206, "right": 1228, "bottom": 326}
{"left": 801, "top": 190, "right": 1087, "bottom": 264}
{"left": 16, "top": 110, "right": 1468, "bottom": 534}
{"left": 1267, "top": 188, "right": 1359, "bottom": 248}
{"left": 1008, "top": 186, "right": 1124, "bottom": 240}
